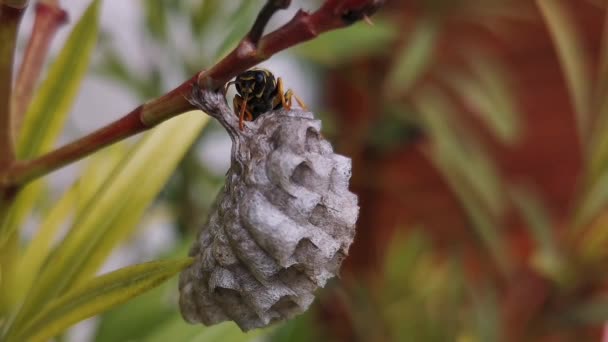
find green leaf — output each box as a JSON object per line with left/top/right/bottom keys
{"left": 71, "top": 112, "right": 210, "bottom": 286}
{"left": 0, "top": 0, "right": 101, "bottom": 262}
{"left": 442, "top": 55, "right": 521, "bottom": 144}
{"left": 574, "top": 171, "right": 608, "bottom": 228}
{"left": 94, "top": 240, "right": 193, "bottom": 342}
{"left": 509, "top": 187, "right": 555, "bottom": 255}
{"left": 7, "top": 258, "right": 193, "bottom": 342}
{"left": 270, "top": 312, "right": 319, "bottom": 342}
{"left": 191, "top": 0, "right": 221, "bottom": 38}
{"left": 559, "top": 295, "right": 608, "bottom": 324}
{"left": 537, "top": 0, "right": 591, "bottom": 141}
{"left": 470, "top": 287, "right": 500, "bottom": 342}
{"left": 385, "top": 17, "right": 438, "bottom": 94}
{"left": 146, "top": 319, "right": 254, "bottom": 342}
{"left": 0, "top": 232, "right": 19, "bottom": 315}
{"left": 17, "top": 0, "right": 101, "bottom": 157}
{"left": 143, "top": 0, "right": 169, "bottom": 42}
{"left": 10, "top": 112, "right": 209, "bottom": 329}
{"left": 188, "top": 323, "right": 268, "bottom": 342}
{"left": 214, "top": 1, "right": 259, "bottom": 60}
{"left": 509, "top": 186, "right": 565, "bottom": 282}
{"left": 13, "top": 144, "right": 126, "bottom": 304}
{"left": 413, "top": 88, "right": 511, "bottom": 274}
{"left": 295, "top": 20, "right": 398, "bottom": 65}
{"left": 584, "top": 10, "right": 608, "bottom": 208}
{"left": 383, "top": 231, "right": 429, "bottom": 289}
{"left": 94, "top": 269, "right": 179, "bottom": 342}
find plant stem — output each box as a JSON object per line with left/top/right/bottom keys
{"left": 12, "top": 1, "right": 68, "bottom": 138}
{"left": 0, "top": 1, "right": 27, "bottom": 167}
{"left": 0, "top": 0, "right": 385, "bottom": 188}
{"left": 3, "top": 75, "right": 198, "bottom": 186}
{"left": 196, "top": 0, "right": 386, "bottom": 91}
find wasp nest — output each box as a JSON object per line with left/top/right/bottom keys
{"left": 178, "top": 87, "right": 358, "bottom": 331}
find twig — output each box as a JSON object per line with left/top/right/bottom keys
{"left": 1, "top": 0, "right": 385, "bottom": 187}
{"left": 246, "top": 0, "right": 291, "bottom": 44}
{"left": 0, "top": 1, "right": 28, "bottom": 167}
{"left": 4, "top": 75, "right": 197, "bottom": 186}
{"left": 194, "top": 0, "right": 386, "bottom": 92}
{"left": 12, "top": 1, "right": 68, "bottom": 138}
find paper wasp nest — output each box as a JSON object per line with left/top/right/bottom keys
{"left": 178, "top": 87, "right": 358, "bottom": 331}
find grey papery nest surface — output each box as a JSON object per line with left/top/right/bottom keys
{"left": 179, "top": 87, "right": 359, "bottom": 331}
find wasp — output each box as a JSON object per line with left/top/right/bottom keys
{"left": 226, "top": 68, "right": 307, "bottom": 130}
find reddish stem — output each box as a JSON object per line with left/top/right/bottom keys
{"left": 1, "top": 0, "right": 385, "bottom": 187}
{"left": 0, "top": 3, "right": 26, "bottom": 167}
{"left": 197, "top": 0, "right": 385, "bottom": 90}
{"left": 12, "top": 1, "right": 68, "bottom": 137}
{"left": 3, "top": 75, "right": 198, "bottom": 186}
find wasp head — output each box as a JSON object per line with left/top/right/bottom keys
{"left": 234, "top": 68, "right": 276, "bottom": 100}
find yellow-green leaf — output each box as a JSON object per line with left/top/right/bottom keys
{"left": 0, "top": 0, "right": 101, "bottom": 270}
{"left": 537, "top": 0, "right": 591, "bottom": 141}
{"left": 295, "top": 20, "right": 398, "bottom": 65}
{"left": 385, "top": 17, "right": 438, "bottom": 95}
{"left": 442, "top": 56, "right": 521, "bottom": 144}
{"left": 17, "top": 0, "right": 101, "bottom": 157}
{"left": 413, "top": 87, "right": 511, "bottom": 274}
{"left": 585, "top": 10, "right": 608, "bottom": 202}
{"left": 510, "top": 186, "right": 566, "bottom": 283}
{"left": 10, "top": 112, "right": 208, "bottom": 329}
{"left": 71, "top": 112, "right": 210, "bottom": 286}
{"left": 13, "top": 143, "right": 126, "bottom": 303}
{"left": 7, "top": 258, "right": 193, "bottom": 342}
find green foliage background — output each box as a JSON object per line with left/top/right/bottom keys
{"left": 3, "top": 0, "right": 608, "bottom": 341}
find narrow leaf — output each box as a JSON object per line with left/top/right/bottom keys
{"left": 574, "top": 171, "right": 608, "bottom": 228}
{"left": 510, "top": 186, "right": 565, "bottom": 282}
{"left": 11, "top": 112, "right": 208, "bottom": 328}
{"left": 14, "top": 144, "right": 126, "bottom": 303}
{"left": 537, "top": 0, "right": 591, "bottom": 141}
{"left": 8, "top": 258, "right": 193, "bottom": 342}
{"left": 295, "top": 20, "right": 397, "bottom": 65}
{"left": 442, "top": 56, "right": 521, "bottom": 144}
{"left": 413, "top": 87, "right": 511, "bottom": 274}
{"left": 585, "top": 9, "right": 608, "bottom": 206}
{"left": 71, "top": 112, "right": 210, "bottom": 285}
{"left": 559, "top": 295, "right": 608, "bottom": 324}
{"left": 94, "top": 240, "right": 193, "bottom": 342}
{"left": 385, "top": 17, "right": 438, "bottom": 94}
{"left": 17, "top": 0, "right": 101, "bottom": 156}
{"left": 0, "top": 0, "right": 101, "bottom": 251}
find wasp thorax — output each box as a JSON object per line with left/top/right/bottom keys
{"left": 180, "top": 88, "right": 359, "bottom": 331}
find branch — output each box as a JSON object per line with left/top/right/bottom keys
{"left": 0, "top": 1, "right": 28, "bottom": 167}
{"left": 1, "top": 0, "right": 385, "bottom": 187}
{"left": 4, "top": 75, "right": 197, "bottom": 186}
{"left": 194, "top": 0, "right": 385, "bottom": 91}
{"left": 12, "top": 0, "right": 68, "bottom": 138}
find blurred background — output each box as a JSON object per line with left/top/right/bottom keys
{"left": 14, "top": 0, "right": 608, "bottom": 340}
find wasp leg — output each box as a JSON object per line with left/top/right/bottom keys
{"left": 234, "top": 95, "right": 246, "bottom": 130}
{"left": 245, "top": 110, "right": 253, "bottom": 121}
{"left": 277, "top": 77, "right": 307, "bottom": 111}
{"left": 233, "top": 95, "right": 242, "bottom": 117}
{"left": 277, "top": 77, "right": 289, "bottom": 109}
{"left": 284, "top": 89, "right": 308, "bottom": 111}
